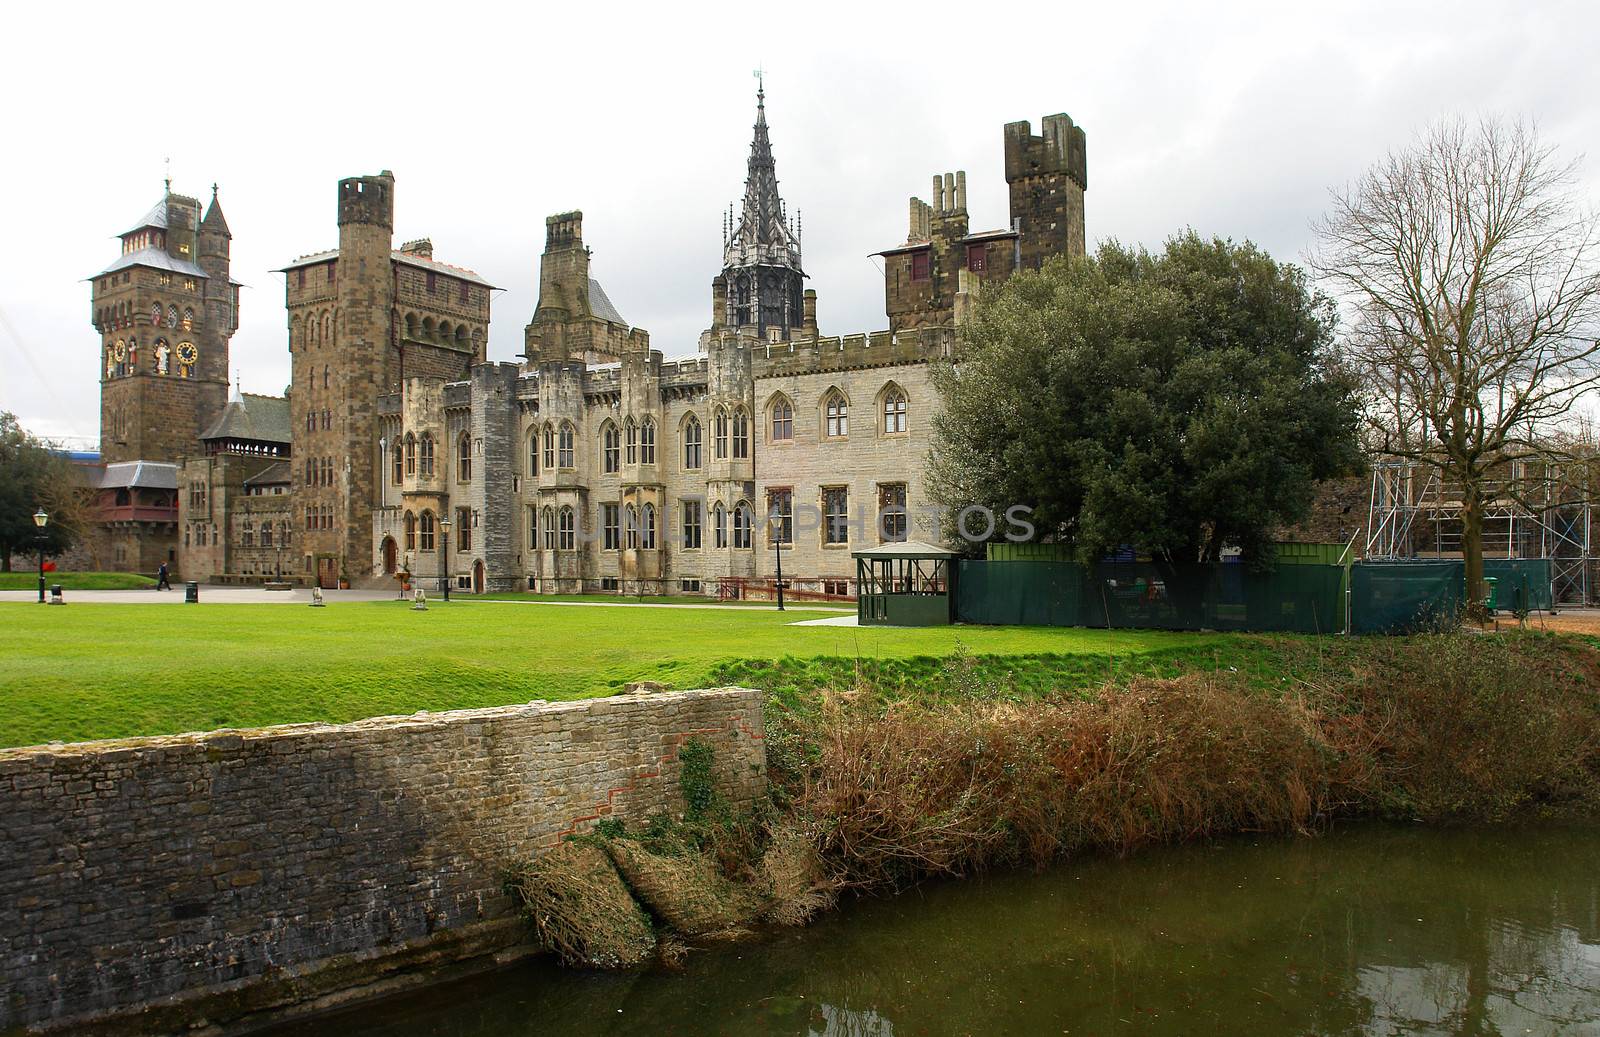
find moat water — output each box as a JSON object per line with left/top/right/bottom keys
{"left": 277, "top": 824, "right": 1600, "bottom": 1036}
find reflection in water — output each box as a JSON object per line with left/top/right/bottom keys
{"left": 274, "top": 825, "right": 1600, "bottom": 1037}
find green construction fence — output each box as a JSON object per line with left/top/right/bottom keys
{"left": 956, "top": 558, "right": 1345, "bottom": 633}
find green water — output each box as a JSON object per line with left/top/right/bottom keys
{"left": 278, "top": 825, "right": 1600, "bottom": 1036}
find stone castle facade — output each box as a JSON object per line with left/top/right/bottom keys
{"left": 94, "top": 93, "right": 1086, "bottom": 594}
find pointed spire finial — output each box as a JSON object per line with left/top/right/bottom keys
{"left": 164, "top": 157, "right": 171, "bottom": 194}
{"left": 754, "top": 66, "right": 764, "bottom": 108}
{"left": 211, "top": 182, "right": 219, "bottom": 198}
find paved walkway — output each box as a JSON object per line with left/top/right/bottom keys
{"left": 0, "top": 588, "right": 854, "bottom": 612}
{"left": 466, "top": 598, "right": 853, "bottom": 613}
{"left": 788, "top": 613, "right": 860, "bottom": 626}
{"left": 0, "top": 587, "right": 398, "bottom": 605}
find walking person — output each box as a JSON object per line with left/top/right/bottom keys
{"left": 156, "top": 561, "right": 171, "bottom": 591}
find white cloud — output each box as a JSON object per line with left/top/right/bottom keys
{"left": 3, "top": 0, "right": 1598, "bottom": 444}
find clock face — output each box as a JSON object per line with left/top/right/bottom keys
{"left": 113, "top": 342, "right": 127, "bottom": 362}
{"left": 177, "top": 342, "right": 198, "bottom": 365}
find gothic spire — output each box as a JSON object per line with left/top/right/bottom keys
{"left": 726, "top": 82, "right": 800, "bottom": 270}
{"left": 719, "top": 80, "right": 805, "bottom": 338}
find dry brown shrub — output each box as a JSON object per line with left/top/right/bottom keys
{"left": 506, "top": 842, "right": 656, "bottom": 968}
{"left": 802, "top": 675, "right": 1335, "bottom": 889}
{"left": 604, "top": 840, "right": 759, "bottom": 936}
{"left": 1311, "top": 635, "right": 1600, "bottom": 820}
{"left": 755, "top": 819, "right": 839, "bottom": 926}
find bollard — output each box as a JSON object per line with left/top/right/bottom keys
{"left": 184, "top": 581, "right": 199, "bottom": 604}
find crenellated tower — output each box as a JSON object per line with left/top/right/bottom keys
{"left": 1004, "top": 113, "right": 1088, "bottom": 268}
{"left": 714, "top": 81, "right": 806, "bottom": 341}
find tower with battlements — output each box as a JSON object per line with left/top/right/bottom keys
{"left": 281, "top": 171, "right": 495, "bottom": 587}
{"left": 1004, "top": 113, "right": 1088, "bottom": 268}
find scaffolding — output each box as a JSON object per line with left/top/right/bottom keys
{"left": 1365, "top": 457, "right": 1596, "bottom": 605}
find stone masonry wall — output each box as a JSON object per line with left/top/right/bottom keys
{"left": 0, "top": 688, "right": 766, "bottom": 1034}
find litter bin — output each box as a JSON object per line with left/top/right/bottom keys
{"left": 1482, "top": 576, "right": 1498, "bottom": 611}
{"left": 49, "top": 584, "right": 64, "bottom": 605}
{"left": 184, "top": 581, "right": 199, "bottom": 604}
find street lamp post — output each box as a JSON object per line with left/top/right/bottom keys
{"left": 440, "top": 514, "right": 452, "bottom": 602}
{"left": 32, "top": 509, "right": 49, "bottom": 604}
{"left": 773, "top": 532, "right": 785, "bottom": 612}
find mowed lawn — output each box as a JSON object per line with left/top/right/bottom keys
{"left": 0, "top": 600, "right": 1224, "bottom": 748}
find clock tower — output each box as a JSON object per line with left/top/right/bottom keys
{"left": 92, "top": 182, "right": 238, "bottom": 463}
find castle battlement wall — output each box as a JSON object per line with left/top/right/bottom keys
{"left": 746, "top": 325, "right": 956, "bottom": 379}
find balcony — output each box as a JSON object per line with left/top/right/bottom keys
{"left": 100, "top": 504, "right": 179, "bottom": 524}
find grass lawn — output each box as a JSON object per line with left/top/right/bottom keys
{"left": 0, "top": 571, "right": 157, "bottom": 590}
{"left": 0, "top": 599, "right": 1314, "bottom": 749}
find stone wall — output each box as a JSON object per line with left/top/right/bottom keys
{"left": 0, "top": 687, "right": 766, "bottom": 1034}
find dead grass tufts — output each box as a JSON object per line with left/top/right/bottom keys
{"left": 604, "top": 839, "right": 759, "bottom": 936}
{"left": 505, "top": 842, "right": 656, "bottom": 968}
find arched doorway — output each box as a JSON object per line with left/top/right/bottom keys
{"left": 381, "top": 537, "right": 397, "bottom": 575}
{"left": 472, "top": 559, "right": 485, "bottom": 595}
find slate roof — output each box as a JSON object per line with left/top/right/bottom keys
{"left": 201, "top": 393, "right": 292, "bottom": 445}
{"left": 93, "top": 247, "right": 210, "bottom": 280}
{"left": 277, "top": 248, "right": 498, "bottom": 289}
{"left": 97, "top": 461, "right": 178, "bottom": 490}
{"left": 122, "top": 197, "right": 170, "bottom": 235}
{"left": 243, "top": 461, "right": 292, "bottom": 486}
{"left": 588, "top": 278, "right": 626, "bottom": 325}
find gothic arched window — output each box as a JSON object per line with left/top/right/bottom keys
{"left": 419, "top": 433, "right": 435, "bottom": 478}
{"left": 823, "top": 391, "right": 848, "bottom": 438}
{"left": 457, "top": 433, "right": 472, "bottom": 482}
{"left": 404, "top": 432, "right": 416, "bottom": 476}
{"left": 558, "top": 506, "right": 575, "bottom": 551}
{"left": 882, "top": 387, "right": 908, "bottom": 434}
{"left": 770, "top": 396, "right": 793, "bottom": 441}
{"left": 732, "top": 408, "right": 750, "bottom": 459}
{"left": 640, "top": 419, "right": 657, "bottom": 465}
{"left": 624, "top": 418, "right": 638, "bottom": 465}
{"left": 404, "top": 511, "right": 417, "bottom": 551}
{"left": 640, "top": 502, "right": 657, "bottom": 550}
{"left": 714, "top": 407, "right": 729, "bottom": 460}
{"left": 558, "top": 422, "right": 575, "bottom": 469}
{"left": 683, "top": 416, "right": 702, "bottom": 470}
{"left": 602, "top": 421, "right": 620, "bottom": 474}
{"left": 733, "top": 500, "right": 753, "bottom": 550}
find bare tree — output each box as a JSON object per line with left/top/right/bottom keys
{"left": 1314, "top": 116, "right": 1600, "bottom": 609}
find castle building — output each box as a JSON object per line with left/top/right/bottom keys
{"left": 112, "top": 95, "right": 1085, "bottom": 594}
{"left": 339, "top": 96, "right": 1087, "bottom": 596}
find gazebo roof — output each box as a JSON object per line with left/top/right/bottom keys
{"left": 851, "top": 539, "right": 957, "bottom": 559}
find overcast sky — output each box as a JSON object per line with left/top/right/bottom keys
{"left": 3, "top": 0, "right": 1597, "bottom": 448}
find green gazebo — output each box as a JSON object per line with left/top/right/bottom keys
{"left": 854, "top": 540, "right": 958, "bottom": 626}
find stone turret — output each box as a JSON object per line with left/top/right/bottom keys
{"left": 1004, "top": 113, "right": 1088, "bottom": 266}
